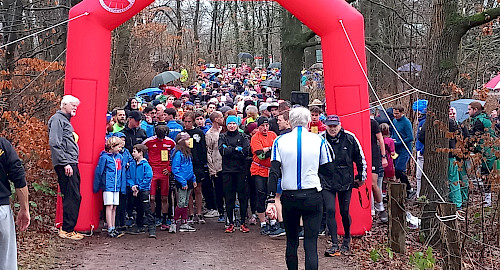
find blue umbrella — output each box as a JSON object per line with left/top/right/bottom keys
{"left": 136, "top": 87, "right": 163, "bottom": 98}
{"left": 450, "top": 99, "right": 486, "bottom": 123}
{"left": 397, "top": 62, "right": 422, "bottom": 72}
{"left": 203, "top": 68, "right": 222, "bottom": 74}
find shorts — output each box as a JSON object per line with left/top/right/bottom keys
{"left": 103, "top": 191, "right": 120, "bottom": 206}
{"left": 371, "top": 157, "right": 382, "bottom": 173}
{"left": 277, "top": 178, "right": 282, "bottom": 195}
{"left": 150, "top": 173, "right": 169, "bottom": 196}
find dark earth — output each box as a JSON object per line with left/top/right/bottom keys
{"left": 51, "top": 218, "right": 358, "bottom": 270}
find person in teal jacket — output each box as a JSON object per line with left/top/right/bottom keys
{"left": 170, "top": 132, "right": 197, "bottom": 233}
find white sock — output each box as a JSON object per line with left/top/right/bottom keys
{"left": 377, "top": 202, "right": 385, "bottom": 211}
{"left": 270, "top": 220, "right": 277, "bottom": 226}
{"left": 261, "top": 222, "right": 267, "bottom": 228}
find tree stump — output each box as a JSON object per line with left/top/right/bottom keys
{"left": 388, "top": 182, "right": 406, "bottom": 254}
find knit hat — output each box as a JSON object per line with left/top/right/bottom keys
{"left": 226, "top": 115, "right": 240, "bottom": 126}
{"left": 245, "top": 122, "right": 258, "bottom": 134}
{"left": 412, "top": 99, "right": 428, "bottom": 114}
{"left": 175, "top": 132, "right": 190, "bottom": 143}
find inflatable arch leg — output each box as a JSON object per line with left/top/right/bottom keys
{"left": 60, "top": 0, "right": 372, "bottom": 235}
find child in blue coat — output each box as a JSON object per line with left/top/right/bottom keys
{"left": 169, "top": 132, "right": 197, "bottom": 233}
{"left": 94, "top": 136, "right": 126, "bottom": 238}
{"left": 128, "top": 144, "right": 156, "bottom": 238}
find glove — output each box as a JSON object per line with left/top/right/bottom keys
{"left": 353, "top": 175, "right": 365, "bottom": 188}
{"left": 235, "top": 146, "right": 243, "bottom": 152}
{"left": 222, "top": 144, "right": 228, "bottom": 148}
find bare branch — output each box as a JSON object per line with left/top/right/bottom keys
{"left": 24, "top": 5, "right": 70, "bottom": 11}
{"left": 461, "top": 7, "right": 500, "bottom": 30}
{"left": 366, "top": 39, "right": 427, "bottom": 50}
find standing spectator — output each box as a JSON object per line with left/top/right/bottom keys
{"left": 183, "top": 112, "right": 208, "bottom": 224}
{"left": 219, "top": 115, "right": 250, "bottom": 233}
{"left": 165, "top": 108, "right": 184, "bottom": 140}
{"left": 308, "top": 106, "right": 326, "bottom": 134}
{"left": 195, "top": 111, "right": 210, "bottom": 133}
{"left": 250, "top": 117, "right": 278, "bottom": 235}
{"left": 320, "top": 115, "right": 366, "bottom": 256}
{"left": 156, "top": 104, "right": 167, "bottom": 126}
{"left": 381, "top": 123, "right": 397, "bottom": 183}
{"left": 123, "top": 111, "right": 147, "bottom": 153}
{"left": 205, "top": 111, "right": 225, "bottom": 222}
{"left": 93, "top": 136, "right": 126, "bottom": 238}
{"left": 391, "top": 105, "right": 414, "bottom": 198}
{"left": 468, "top": 101, "right": 496, "bottom": 207}
{"left": 266, "top": 102, "right": 280, "bottom": 134}
{"left": 266, "top": 107, "right": 334, "bottom": 270}
{"left": 124, "top": 97, "right": 140, "bottom": 112}
{"left": 141, "top": 106, "right": 156, "bottom": 137}
{"left": 0, "top": 137, "right": 30, "bottom": 269}
{"left": 412, "top": 100, "right": 427, "bottom": 198}
{"left": 369, "top": 110, "right": 388, "bottom": 222}
{"left": 143, "top": 125, "right": 176, "bottom": 230}
{"left": 113, "top": 109, "right": 127, "bottom": 132}
{"left": 48, "top": 95, "right": 84, "bottom": 240}
{"left": 170, "top": 132, "right": 197, "bottom": 233}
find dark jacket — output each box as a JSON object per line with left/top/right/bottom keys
{"left": 186, "top": 128, "right": 208, "bottom": 176}
{"left": 319, "top": 129, "right": 367, "bottom": 192}
{"left": 218, "top": 130, "right": 250, "bottom": 173}
{"left": 122, "top": 126, "right": 147, "bottom": 153}
{"left": 48, "top": 110, "right": 79, "bottom": 166}
{"left": 0, "top": 138, "right": 26, "bottom": 206}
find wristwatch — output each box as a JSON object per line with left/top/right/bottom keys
{"left": 381, "top": 154, "right": 387, "bottom": 158}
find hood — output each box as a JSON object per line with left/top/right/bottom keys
{"left": 56, "top": 110, "right": 71, "bottom": 120}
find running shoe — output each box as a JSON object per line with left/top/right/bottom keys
{"left": 217, "top": 215, "right": 225, "bottom": 223}
{"left": 127, "top": 226, "right": 146, "bottom": 235}
{"left": 160, "top": 224, "right": 169, "bottom": 231}
{"left": 169, "top": 223, "right": 177, "bottom": 233}
{"left": 108, "top": 230, "right": 117, "bottom": 238}
{"left": 149, "top": 229, "right": 157, "bottom": 238}
{"left": 268, "top": 227, "right": 286, "bottom": 238}
{"left": 248, "top": 215, "right": 257, "bottom": 225}
{"left": 324, "top": 244, "right": 340, "bottom": 257}
{"left": 179, "top": 223, "right": 196, "bottom": 232}
{"left": 340, "top": 244, "right": 353, "bottom": 256}
{"left": 166, "top": 219, "right": 172, "bottom": 226}
{"left": 260, "top": 224, "right": 271, "bottom": 235}
{"left": 114, "top": 229, "right": 125, "bottom": 238}
{"left": 225, "top": 224, "right": 235, "bottom": 233}
{"left": 188, "top": 215, "right": 195, "bottom": 224}
{"left": 59, "top": 230, "right": 84, "bottom": 240}
{"left": 198, "top": 215, "right": 206, "bottom": 224}
{"left": 378, "top": 210, "right": 388, "bottom": 223}
{"left": 125, "top": 217, "right": 135, "bottom": 228}
{"left": 155, "top": 218, "right": 162, "bottom": 227}
{"left": 298, "top": 229, "right": 304, "bottom": 240}
{"left": 240, "top": 224, "right": 250, "bottom": 233}
{"left": 318, "top": 229, "right": 326, "bottom": 236}
{"left": 204, "top": 209, "right": 219, "bottom": 218}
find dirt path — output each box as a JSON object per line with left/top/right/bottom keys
{"left": 53, "top": 218, "right": 358, "bottom": 270}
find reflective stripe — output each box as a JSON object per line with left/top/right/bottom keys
{"left": 272, "top": 135, "right": 282, "bottom": 161}
{"left": 297, "top": 127, "right": 302, "bottom": 190}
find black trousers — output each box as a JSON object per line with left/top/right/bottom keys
{"left": 222, "top": 172, "right": 248, "bottom": 224}
{"left": 136, "top": 191, "right": 155, "bottom": 230}
{"left": 115, "top": 192, "right": 127, "bottom": 227}
{"left": 248, "top": 174, "right": 257, "bottom": 214}
{"left": 322, "top": 189, "right": 352, "bottom": 245}
{"left": 281, "top": 189, "right": 323, "bottom": 270}
{"left": 201, "top": 171, "right": 218, "bottom": 211}
{"left": 395, "top": 170, "right": 412, "bottom": 192}
{"left": 253, "top": 175, "right": 268, "bottom": 214}
{"left": 55, "top": 164, "right": 81, "bottom": 232}
{"left": 207, "top": 172, "right": 225, "bottom": 215}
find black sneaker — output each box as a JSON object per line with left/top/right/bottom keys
{"left": 114, "top": 229, "right": 125, "bottom": 238}
{"left": 149, "top": 229, "right": 157, "bottom": 238}
{"left": 378, "top": 210, "right": 388, "bottom": 223}
{"left": 127, "top": 226, "right": 146, "bottom": 235}
{"left": 324, "top": 244, "right": 340, "bottom": 257}
{"left": 340, "top": 243, "right": 352, "bottom": 256}
{"left": 260, "top": 224, "right": 271, "bottom": 235}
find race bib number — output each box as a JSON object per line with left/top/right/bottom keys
{"left": 311, "top": 126, "right": 318, "bottom": 134}
{"left": 161, "top": 150, "right": 169, "bottom": 161}
{"left": 188, "top": 138, "right": 194, "bottom": 149}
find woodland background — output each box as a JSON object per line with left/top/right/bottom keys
{"left": 2, "top": 0, "right": 500, "bottom": 269}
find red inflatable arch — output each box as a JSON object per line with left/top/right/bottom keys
{"left": 60, "top": 0, "right": 371, "bottom": 235}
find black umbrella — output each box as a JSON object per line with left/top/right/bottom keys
{"left": 238, "top": 52, "right": 253, "bottom": 59}
{"left": 261, "top": 78, "right": 281, "bottom": 89}
{"left": 310, "top": 63, "right": 323, "bottom": 69}
{"left": 268, "top": 62, "right": 281, "bottom": 69}
{"left": 151, "top": 71, "right": 183, "bottom": 87}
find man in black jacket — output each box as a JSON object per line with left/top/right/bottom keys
{"left": 123, "top": 111, "right": 148, "bottom": 153}
{"left": 0, "top": 137, "right": 30, "bottom": 270}
{"left": 320, "top": 115, "right": 367, "bottom": 256}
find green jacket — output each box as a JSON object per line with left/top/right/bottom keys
{"left": 470, "top": 112, "right": 496, "bottom": 168}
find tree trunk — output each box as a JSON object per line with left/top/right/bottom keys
{"left": 109, "top": 21, "right": 132, "bottom": 108}
{"left": 193, "top": 0, "right": 200, "bottom": 66}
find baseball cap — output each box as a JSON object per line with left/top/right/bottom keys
{"left": 128, "top": 110, "right": 143, "bottom": 121}
{"left": 267, "top": 102, "right": 279, "bottom": 110}
{"left": 323, "top": 115, "right": 340, "bottom": 126}
{"left": 259, "top": 103, "right": 269, "bottom": 112}
{"left": 257, "top": 117, "right": 269, "bottom": 126}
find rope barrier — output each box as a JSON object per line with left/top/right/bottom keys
{"left": 0, "top": 12, "right": 89, "bottom": 50}
{"left": 339, "top": 19, "right": 446, "bottom": 203}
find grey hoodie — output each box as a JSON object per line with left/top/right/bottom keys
{"left": 48, "top": 110, "right": 79, "bottom": 166}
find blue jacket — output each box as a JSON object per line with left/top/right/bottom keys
{"left": 140, "top": 121, "right": 155, "bottom": 138}
{"left": 120, "top": 148, "right": 134, "bottom": 193}
{"left": 171, "top": 149, "right": 196, "bottom": 187}
{"left": 93, "top": 151, "right": 125, "bottom": 193}
{"left": 128, "top": 158, "right": 153, "bottom": 191}
{"left": 392, "top": 116, "right": 414, "bottom": 152}
{"left": 167, "top": 120, "right": 183, "bottom": 141}
{"left": 415, "top": 115, "right": 426, "bottom": 154}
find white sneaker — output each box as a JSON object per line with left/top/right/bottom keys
{"left": 169, "top": 223, "right": 176, "bottom": 233}
{"left": 204, "top": 209, "right": 219, "bottom": 218}
{"left": 179, "top": 223, "right": 196, "bottom": 232}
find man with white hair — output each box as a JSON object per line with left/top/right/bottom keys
{"left": 266, "top": 107, "right": 334, "bottom": 270}
{"left": 48, "top": 95, "right": 84, "bottom": 240}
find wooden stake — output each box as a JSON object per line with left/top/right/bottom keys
{"left": 388, "top": 182, "right": 406, "bottom": 254}
{"left": 437, "top": 202, "right": 461, "bottom": 270}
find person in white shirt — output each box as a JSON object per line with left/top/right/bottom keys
{"left": 266, "top": 107, "right": 334, "bottom": 270}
